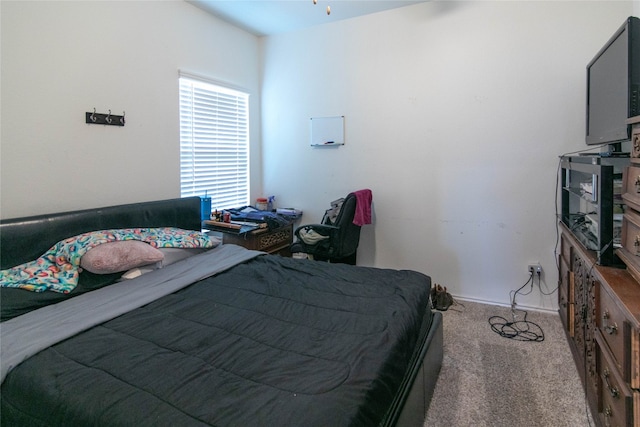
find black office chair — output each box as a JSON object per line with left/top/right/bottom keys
{"left": 290, "top": 192, "right": 362, "bottom": 265}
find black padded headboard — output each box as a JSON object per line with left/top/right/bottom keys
{"left": 0, "top": 197, "right": 201, "bottom": 269}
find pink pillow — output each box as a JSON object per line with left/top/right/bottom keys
{"left": 80, "top": 241, "right": 164, "bottom": 274}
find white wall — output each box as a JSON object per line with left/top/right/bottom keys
{"left": 0, "top": 0, "right": 261, "bottom": 218}
{"left": 1, "top": 0, "right": 636, "bottom": 311}
{"left": 260, "top": 1, "right": 635, "bottom": 310}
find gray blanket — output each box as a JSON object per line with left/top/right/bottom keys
{"left": 0, "top": 244, "right": 262, "bottom": 383}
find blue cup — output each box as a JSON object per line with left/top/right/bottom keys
{"left": 200, "top": 197, "right": 212, "bottom": 221}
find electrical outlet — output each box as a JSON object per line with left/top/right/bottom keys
{"left": 528, "top": 263, "right": 542, "bottom": 275}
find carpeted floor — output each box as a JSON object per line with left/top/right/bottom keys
{"left": 423, "top": 300, "right": 594, "bottom": 427}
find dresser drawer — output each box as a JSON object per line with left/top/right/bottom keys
{"left": 558, "top": 256, "right": 571, "bottom": 333}
{"left": 622, "top": 165, "right": 640, "bottom": 211}
{"left": 619, "top": 210, "right": 640, "bottom": 284}
{"left": 560, "top": 232, "right": 573, "bottom": 270}
{"left": 630, "top": 119, "right": 640, "bottom": 163}
{"left": 598, "top": 286, "right": 628, "bottom": 375}
{"left": 222, "top": 224, "right": 293, "bottom": 255}
{"left": 597, "top": 332, "right": 634, "bottom": 427}
{"left": 632, "top": 329, "right": 640, "bottom": 389}
{"left": 621, "top": 209, "right": 640, "bottom": 257}
{"left": 256, "top": 225, "right": 292, "bottom": 252}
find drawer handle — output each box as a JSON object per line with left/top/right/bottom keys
{"left": 603, "top": 311, "right": 618, "bottom": 335}
{"left": 604, "top": 405, "right": 613, "bottom": 427}
{"left": 603, "top": 369, "right": 620, "bottom": 399}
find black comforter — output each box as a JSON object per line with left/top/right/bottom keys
{"left": 1, "top": 254, "right": 432, "bottom": 427}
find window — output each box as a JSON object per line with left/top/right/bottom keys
{"left": 179, "top": 74, "right": 250, "bottom": 210}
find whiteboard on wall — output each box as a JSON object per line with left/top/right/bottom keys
{"left": 310, "top": 116, "right": 344, "bottom": 146}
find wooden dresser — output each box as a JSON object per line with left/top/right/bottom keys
{"left": 619, "top": 116, "right": 640, "bottom": 282}
{"left": 560, "top": 223, "right": 640, "bottom": 426}
{"left": 560, "top": 116, "right": 640, "bottom": 426}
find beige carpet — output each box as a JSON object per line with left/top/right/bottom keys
{"left": 423, "top": 300, "right": 594, "bottom": 427}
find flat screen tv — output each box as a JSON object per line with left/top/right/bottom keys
{"left": 586, "top": 16, "right": 640, "bottom": 147}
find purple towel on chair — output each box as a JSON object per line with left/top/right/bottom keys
{"left": 352, "top": 189, "right": 372, "bottom": 226}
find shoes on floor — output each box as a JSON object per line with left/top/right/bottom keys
{"left": 431, "top": 283, "right": 454, "bottom": 311}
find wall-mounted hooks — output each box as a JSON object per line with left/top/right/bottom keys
{"left": 85, "top": 108, "right": 125, "bottom": 127}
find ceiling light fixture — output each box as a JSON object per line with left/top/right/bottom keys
{"left": 312, "top": 0, "right": 331, "bottom": 15}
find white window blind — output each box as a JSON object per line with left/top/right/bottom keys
{"left": 179, "top": 75, "right": 250, "bottom": 210}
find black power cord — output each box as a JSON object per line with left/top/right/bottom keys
{"left": 488, "top": 272, "right": 545, "bottom": 342}
{"left": 488, "top": 313, "right": 545, "bottom": 342}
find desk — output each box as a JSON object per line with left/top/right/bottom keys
{"left": 207, "top": 223, "right": 293, "bottom": 256}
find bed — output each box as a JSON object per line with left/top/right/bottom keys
{"left": 0, "top": 197, "right": 443, "bottom": 426}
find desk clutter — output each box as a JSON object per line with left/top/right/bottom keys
{"left": 203, "top": 205, "right": 301, "bottom": 235}
{"left": 202, "top": 204, "right": 300, "bottom": 256}
{"left": 202, "top": 219, "right": 265, "bottom": 234}
{"left": 200, "top": 197, "right": 302, "bottom": 256}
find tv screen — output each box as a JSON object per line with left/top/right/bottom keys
{"left": 586, "top": 16, "right": 640, "bottom": 146}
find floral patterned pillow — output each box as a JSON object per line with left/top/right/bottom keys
{"left": 0, "top": 228, "right": 219, "bottom": 293}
